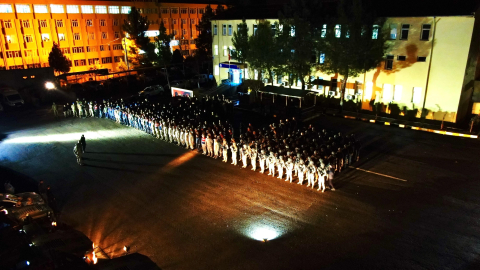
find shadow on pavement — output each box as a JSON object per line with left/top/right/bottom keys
{"left": 87, "top": 152, "right": 178, "bottom": 157}
{"left": 94, "top": 253, "right": 162, "bottom": 270}
{"left": 0, "top": 166, "right": 38, "bottom": 193}
{"left": 83, "top": 164, "right": 149, "bottom": 173}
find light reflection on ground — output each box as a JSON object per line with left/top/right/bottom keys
{"left": 2, "top": 130, "right": 137, "bottom": 144}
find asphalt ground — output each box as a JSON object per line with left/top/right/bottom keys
{"left": 1, "top": 108, "right": 480, "bottom": 270}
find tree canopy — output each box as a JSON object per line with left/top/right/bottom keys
{"left": 48, "top": 42, "right": 70, "bottom": 74}
{"left": 154, "top": 21, "right": 174, "bottom": 66}
{"left": 123, "top": 7, "right": 155, "bottom": 67}
{"left": 247, "top": 20, "right": 277, "bottom": 83}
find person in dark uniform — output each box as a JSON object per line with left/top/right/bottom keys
{"left": 80, "top": 135, "right": 86, "bottom": 153}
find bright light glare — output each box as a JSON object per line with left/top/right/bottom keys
{"left": 247, "top": 225, "right": 280, "bottom": 241}
{"left": 45, "top": 81, "right": 55, "bottom": 90}
{"left": 3, "top": 130, "right": 136, "bottom": 144}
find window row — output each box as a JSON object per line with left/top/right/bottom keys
{"left": 160, "top": 7, "right": 204, "bottom": 14}
{"left": 162, "top": 18, "right": 197, "bottom": 25}
{"left": 364, "top": 82, "right": 423, "bottom": 104}
{"left": 0, "top": 4, "right": 131, "bottom": 14}
{"left": 384, "top": 54, "right": 427, "bottom": 70}
{"left": 4, "top": 19, "right": 122, "bottom": 29}
{"left": 389, "top": 24, "right": 431, "bottom": 41}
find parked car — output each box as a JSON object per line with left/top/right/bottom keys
{"left": 138, "top": 85, "right": 164, "bottom": 96}
{"left": 0, "top": 88, "right": 24, "bottom": 108}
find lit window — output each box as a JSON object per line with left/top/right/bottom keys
{"left": 214, "top": 65, "right": 219, "bottom": 75}
{"left": 67, "top": 5, "right": 79, "bottom": 14}
{"left": 95, "top": 6, "right": 107, "bottom": 14}
{"left": 56, "top": 20, "right": 64, "bottom": 28}
{"left": 73, "top": 33, "right": 81, "bottom": 40}
{"left": 389, "top": 24, "right": 397, "bottom": 39}
{"left": 71, "top": 20, "right": 79, "bottom": 27}
{"left": 100, "top": 20, "right": 106, "bottom": 27}
{"left": 382, "top": 84, "right": 393, "bottom": 102}
{"left": 4, "top": 20, "right": 12, "bottom": 28}
{"left": 41, "top": 34, "right": 50, "bottom": 41}
{"left": 50, "top": 4, "right": 64, "bottom": 13}
{"left": 25, "top": 35, "right": 33, "bottom": 43}
{"left": 16, "top": 4, "right": 31, "bottom": 13}
{"left": 394, "top": 85, "right": 402, "bottom": 101}
{"left": 22, "top": 20, "right": 31, "bottom": 28}
{"left": 412, "top": 87, "right": 422, "bottom": 103}
{"left": 145, "top": 30, "right": 159, "bottom": 37}
{"left": 365, "top": 82, "right": 373, "bottom": 100}
{"left": 214, "top": 45, "right": 218, "bottom": 55}
{"left": 121, "top": 6, "right": 131, "bottom": 14}
{"left": 6, "top": 35, "right": 15, "bottom": 43}
{"left": 39, "top": 20, "right": 48, "bottom": 28}
{"left": 321, "top": 24, "right": 327, "bottom": 38}
{"left": 253, "top": 24, "right": 258, "bottom": 35}
{"left": 223, "top": 46, "right": 227, "bottom": 56}
{"left": 81, "top": 5, "right": 94, "bottom": 14}
{"left": 290, "top": 26, "right": 295, "bottom": 37}
{"left": 113, "top": 19, "right": 119, "bottom": 26}
{"left": 34, "top": 5, "right": 48, "bottom": 13}
{"left": 109, "top": 6, "right": 119, "bottom": 14}
{"left": 319, "top": 53, "right": 325, "bottom": 64}
{"left": 421, "top": 24, "right": 431, "bottom": 41}
{"left": 400, "top": 24, "right": 409, "bottom": 40}
{"left": 372, "top": 25, "right": 379, "bottom": 39}
{"left": 0, "top": 4, "right": 13, "bottom": 13}
{"left": 86, "top": 20, "right": 93, "bottom": 27}
{"left": 58, "top": 33, "right": 66, "bottom": 41}
{"left": 102, "top": 32, "right": 107, "bottom": 39}
{"left": 335, "top": 24, "right": 341, "bottom": 38}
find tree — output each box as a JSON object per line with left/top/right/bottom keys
{"left": 231, "top": 19, "right": 249, "bottom": 79}
{"left": 154, "top": 21, "right": 174, "bottom": 66}
{"left": 247, "top": 20, "right": 277, "bottom": 83}
{"left": 171, "top": 49, "right": 184, "bottom": 65}
{"left": 194, "top": 5, "right": 215, "bottom": 62}
{"left": 317, "top": 0, "right": 388, "bottom": 111}
{"left": 122, "top": 7, "right": 155, "bottom": 67}
{"left": 216, "top": 4, "right": 225, "bottom": 14}
{"left": 48, "top": 42, "right": 70, "bottom": 74}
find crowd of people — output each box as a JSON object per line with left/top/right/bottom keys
{"left": 63, "top": 94, "right": 361, "bottom": 192}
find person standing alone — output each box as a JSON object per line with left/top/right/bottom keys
{"left": 73, "top": 140, "right": 83, "bottom": 165}
{"left": 80, "top": 135, "right": 86, "bottom": 153}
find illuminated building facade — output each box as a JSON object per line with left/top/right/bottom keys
{"left": 0, "top": 0, "right": 221, "bottom": 73}
{"left": 212, "top": 6, "right": 480, "bottom": 123}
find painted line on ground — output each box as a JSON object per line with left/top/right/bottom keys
{"left": 350, "top": 166, "right": 408, "bottom": 182}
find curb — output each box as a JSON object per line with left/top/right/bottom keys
{"left": 339, "top": 114, "right": 478, "bottom": 139}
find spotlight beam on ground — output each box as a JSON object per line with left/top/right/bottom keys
{"left": 2, "top": 130, "right": 138, "bottom": 144}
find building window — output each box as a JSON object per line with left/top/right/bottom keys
{"left": 182, "top": 19, "right": 187, "bottom": 25}
{"left": 182, "top": 29, "right": 187, "bottom": 36}
{"left": 199, "top": 8, "right": 204, "bottom": 14}
{"left": 74, "top": 59, "right": 86, "bottom": 66}
{"left": 95, "top": 6, "right": 107, "bottom": 14}
{"left": 319, "top": 53, "right": 325, "bottom": 64}
{"left": 389, "top": 24, "right": 397, "bottom": 39}
{"left": 190, "top": 19, "right": 195, "bottom": 25}
{"left": 146, "top": 8, "right": 152, "bottom": 14}
{"left": 171, "top": 19, "right": 176, "bottom": 25}
{"left": 100, "top": 45, "right": 110, "bottom": 51}
{"left": 0, "top": 4, "right": 13, "bottom": 13}
{"left": 113, "top": 19, "right": 119, "bottom": 26}
{"left": 7, "top": 51, "right": 21, "bottom": 58}
{"left": 394, "top": 85, "right": 403, "bottom": 101}
{"left": 223, "top": 45, "right": 227, "bottom": 56}
{"left": 372, "top": 25, "right": 379, "bottom": 39}
{"left": 214, "top": 65, "right": 219, "bottom": 75}
{"left": 400, "top": 24, "right": 409, "bottom": 40}
{"left": 56, "top": 20, "right": 64, "bottom": 28}
{"left": 214, "top": 25, "right": 217, "bottom": 35}
{"left": 34, "top": 5, "right": 48, "bottom": 13}
{"left": 74, "top": 33, "right": 81, "bottom": 40}
{"left": 72, "top": 47, "right": 84, "bottom": 53}
{"left": 114, "top": 56, "right": 123, "bottom": 63}
{"left": 121, "top": 6, "right": 131, "bottom": 14}
{"left": 25, "top": 35, "right": 34, "bottom": 43}
{"left": 58, "top": 33, "right": 66, "bottom": 41}
{"left": 72, "top": 20, "right": 79, "bottom": 27}
{"left": 385, "top": 55, "right": 394, "bottom": 70}
{"left": 22, "top": 20, "right": 31, "bottom": 28}
{"left": 417, "top": 56, "right": 427, "bottom": 62}
{"left": 421, "top": 24, "right": 431, "bottom": 41}
{"left": 61, "top": 48, "right": 70, "bottom": 54}
{"left": 66, "top": 5, "right": 79, "bottom": 13}
{"left": 253, "top": 24, "right": 258, "bottom": 35}
{"left": 171, "top": 8, "right": 178, "bottom": 14}
{"left": 412, "top": 87, "right": 422, "bottom": 103}
{"left": 335, "top": 24, "right": 341, "bottom": 38}
{"left": 6, "top": 35, "right": 15, "bottom": 43}
{"left": 137, "top": 8, "right": 143, "bottom": 14}
{"left": 228, "top": 25, "right": 232, "bottom": 36}
{"left": 88, "top": 58, "right": 99, "bottom": 65}
{"left": 4, "top": 20, "right": 12, "bottom": 28}
{"left": 180, "top": 8, "right": 187, "bottom": 14}
{"left": 222, "top": 24, "right": 226, "bottom": 35}
{"left": 99, "top": 20, "right": 106, "bottom": 27}
{"left": 102, "top": 32, "right": 107, "bottom": 39}
{"left": 190, "top": 8, "right": 196, "bottom": 14}
{"left": 82, "top": 5, "right": 93, "bottom": 14}
{"left": 113, "top": 44, "right": 123, "bottom": 50}
{"left": 86, "top": 46, "right": 97, "bottom": 52}
{"left": 102, "top": 57, "right": 112, "bottom": 64}
{"left": 161, "top": 8, "right": 169, "bottom": 14}
{"left": 39, "top": 20, "right": 48, "bottom": 28}
{"left": 108, "top": 6, "right": 119, "bottom": 14}
{"left": 86, "top": 20, "right": 93, "bottom": 27}
{"left": 114, "top": 32, "right": 120, "bottom": 39}
{"left": 214, "top": 45, "right": 218, "bottom": 55}
{"left": 88, "top": 33, "right": 95, "bottom": 40}
{"left": 397, "top": 55, "right": 406, "bottom": 61}
{"left": 382, "top": 84, "right": 393, "bottom": 102}
{"left": 16, "top": 4, "right": 31, "bottom": 13}
{"left": 190, "top": 39, "right": 195, "bottom": 44}
{"left": 41, "top": 34, "right": 50, "bottom": 41}
{"left": 24, "top": 50, "right": 33, "bottom": 57}
{"left": 50, "top": 4, "right": 64, "bottom": 13}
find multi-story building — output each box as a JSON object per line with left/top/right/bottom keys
{"left": 212, "top": 5, "right": 480, "bottom": 123}
{"left": 0, "top": 0, "right": 222, "bottom": 73}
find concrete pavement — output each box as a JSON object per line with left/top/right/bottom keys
{"left": 1, "top": 109, "right": 480, "bottom": 270}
